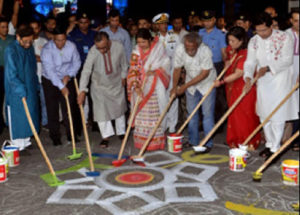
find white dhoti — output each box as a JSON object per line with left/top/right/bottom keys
{"left": 263, "top": 120, "right": 285, "bottom": 153}
{"left": 97, "top": 114, "right": 126, "bottom": 139}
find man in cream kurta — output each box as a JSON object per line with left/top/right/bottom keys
{"left": 243, "top": 12, "right": 298, "bottom": 157}
{"left": 78, "top": 32, "right": 128, "bottom": 147}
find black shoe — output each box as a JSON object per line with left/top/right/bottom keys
{"left": 259, "top": 148, "right": 271, "bottom": 158}
{"left": 118, "top": 135, "right": 125, "bottom": 140}
{"left": 99, "top": 139, "right": 109, "bottom": 148}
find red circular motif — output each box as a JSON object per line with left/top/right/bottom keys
{"left": 115, "top": 171, "right": 154, "bottom": 185}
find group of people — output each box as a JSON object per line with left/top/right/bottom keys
{"left": 0, "top": 1, "right": 299, "bottom": 163}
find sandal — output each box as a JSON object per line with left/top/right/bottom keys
{"left": 99, "top": 139, "right": 109, "bottom": 148}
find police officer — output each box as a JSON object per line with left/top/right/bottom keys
{"left": 152, "top": 13, "right": 180, "bottom": 133}
{"left": 199, "top": 10, "right": 227, "bottom": 131}
{"left": 68, "top": 12, "right": 96, "bottom": 76}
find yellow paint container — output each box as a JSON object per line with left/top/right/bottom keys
{"left": 281, "top": 160, "right": 299, "bottom": 186}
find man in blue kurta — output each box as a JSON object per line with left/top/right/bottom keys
{"left": 0, "top": 17, "right": 14, "bottom": 134}
{"left": 4, "top": 25, "right": 40, "bottom": 151}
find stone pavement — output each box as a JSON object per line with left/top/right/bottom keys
{"left": 0, "top": 126, "right": 299, "bottom": 215}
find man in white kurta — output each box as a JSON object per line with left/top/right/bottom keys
{"left": 153, "top": 13, "right": 180, "bottom": 133}
{"left": 243, "top": 12, "right": 298, "bottom": 157}
{"left": 78, "top": 32, "right": 128, "bottom": 147}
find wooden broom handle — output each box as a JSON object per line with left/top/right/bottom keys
{"left": 22, "top": 98, "right": 56, "bottom": 176}
{"left": 64, "top": 94, "right": 76, "bottom": 152}
{"left": 197, "top": 75, "right": 260, "bottom": 147}
{"left": 176, "top": 54, "right": 240, "bottom": 135}
{"left": 242, "top": 82, "right": 299, "bottom": 146}
{"left": 137, "top": 93, "right": 176, "bottom": 157}
{"left": 256, "top": 130, "right": 299, "bottom": 174}
{"left": 117, "top": 76, "right": 147, "bottom": 160}
{"left": 74, "top": 78, "right": 94, "bottom": 171}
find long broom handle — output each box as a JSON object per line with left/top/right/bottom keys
{"left": 255, "top": 130, "right": 299, "bottom": 174}
{"left": 117, "top": 77, "right": 147, "bottom": 160}
{"left": 64, "top": 94, "right": 76, "bottom": 152}
{"left": 197, "top": 75, "right": 260, "bottom": 147}
{"left": 137, "top": 93, "right": 176, "bottom": 157}
{"left": 74, "top": 78, "right": 94, "bottom": 171}
{"left": 22, "top": 98, "right": 56, "bottom": 176}
{"left": 176, "top": 54, "right": 240, "bottom": 135}
{"left": 242, "top": 82, "right": 299, "bottom": 146}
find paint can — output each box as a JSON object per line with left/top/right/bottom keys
{"left": 0, "top": 152, "right": 8, "bottom": 183}
{"left": 2, "top": 141, "right": 20, "bottom": 167}
{"left": 281, "top": 160, "right": 299, "bottom": 186}
{"left": 167, "top": 134, "right": 183, "bottom": 153}
{"left": 229, "top": 148, "right": 247, "bottom": 172}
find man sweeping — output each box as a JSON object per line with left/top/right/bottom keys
{"left": 77, "top": 32, "right": 128, "bottom": 148}
{"left": 4, "top": 25, "right": 40, "bottom": 151}
{"left": 243, "top": 12, "right": 298, "bottom": 160}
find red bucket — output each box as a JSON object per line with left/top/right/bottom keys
{"left": 167, "top": 133, "right": 183, "bottom": 153}
{"left": 0, "top": 152, "right": 8, "bottom": 183}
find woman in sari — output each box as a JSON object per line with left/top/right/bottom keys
{"left": 215, "top": 26, "right": 260, "bottom": 150}
{"left": 127, "top": 28, "right": 171, "bottom": 151}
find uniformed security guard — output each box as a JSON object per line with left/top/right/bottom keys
{"left": 199, "top": 10, "right": 227, "bottom": 132}
{"left": 68, "top": 12, "right": 96, "bottom": 77}
{"left": 152, "top": 13, "right": 180, "bottom": 133}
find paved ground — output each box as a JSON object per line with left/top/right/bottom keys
{"left": 0, "top": 126, "right": 299, "bottom": 215}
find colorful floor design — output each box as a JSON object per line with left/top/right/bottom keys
{"left": 115, "top": 171, "right": 154, "bottom": 185}
{"left": 46, "top": 151, "right": 220, "bottom": 214}
{"left": 44, "top": 151, "right": 298, "bottom": 214}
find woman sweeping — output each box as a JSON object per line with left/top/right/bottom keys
{"left": 127, "top": 28, "right": 171, "bottom": 151}
{"left": 214, "top": 26, "right": 261, "bottom": 150}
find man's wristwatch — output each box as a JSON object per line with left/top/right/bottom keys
{"left": 266, "top": 66, "right": 270, "bottom": 72}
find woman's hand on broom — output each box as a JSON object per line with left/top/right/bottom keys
{"left": 243, "top": 77, "right": 252, "bottom": 94}
{"left": 135, "top": 87, "right": 143, "bottom": 98}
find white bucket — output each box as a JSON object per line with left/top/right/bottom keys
{"left": 2, "top": 141, "right": 20, "bottom": 167}
{"left": 0, "top": 152, "right": 8, "bottom": 183}
{"left": 229, "top": 148, "right": 247, "bottom": 172}
{"left": 167, "top": 134, "right": 183, "bottom": 153}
